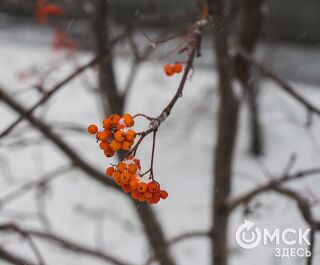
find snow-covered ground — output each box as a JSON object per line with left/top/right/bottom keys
{"left": 0, "top": 22, "right": 320, "bottom": 265}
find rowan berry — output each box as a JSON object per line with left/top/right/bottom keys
{"left": 99, "top": 141, "right": 110, "bottom": 150}
{"left": 87, "top": 124, "right": 98, "bottom": 134}
{"left": 131, "top": 190, "right": 140, "bottom": 200}
{"left": 144, "top": 191, "right": 152, "bottom": 199}
{"left": 103, "top": 118, "right": 111, "bottom": 129}
{"left": 112, "top": 171, "right": 120, "bottom": 183}
{"left": 117, "top": 162, "right": 126, "bottom": 172}
{"left": 110, "top": 140, "right": 122, "bottom": 151}
{"left": 120, "top": 172, "right": 131, "bottom": 184}
{"left": 96, "top": 131, "right": 108, "bottom": 141}
{"left": 126, "top": 130, "right": 136, "bottom": 142}
{"left": 128, "top": 164, "right": 138, "bottom": 174}
{"left": 164, "top": 64, "right": 174, "bottom": 76}
{"left": 122, "top": 114, "right": 134, "bottom": 127}
{"left": 104, "top": 149, "right": 114, "bottom": 157}
{"left": 122, "top": 141, "right": 132, "bottom": 151}
{"left": 114, "top": 130, "right": 126, "bottom": 142}
{"left": 173, "top": 63, "right": 183, "bottom": 73}
{"left": 129, "top": 178, "right": 139, "bottom": 189}
{"left": 138, "top": 194, "right": 147, "bottom": 202}
{"left": 160, "top": 190, "right": 168, "bottom": 199}
{"left": 106, "top": 166, "right": 114, "bottom": 176}
{"left": 109, "top": 114, "right": 121, "bottom": 126}
{"left": 150, "top": 194, "right": 161, "bottom": 204}
{"left": 137, "top": 182, "right": 147, "bottom": 193}
{"left": 122, "top": 184, "right": 131, "bottom": 193}
{"left": 147, "top": 181, "right": 160, "bottom": 193}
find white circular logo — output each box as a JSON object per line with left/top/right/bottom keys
{"left": 235, "top": 220, "right": 262, "bottom": 249}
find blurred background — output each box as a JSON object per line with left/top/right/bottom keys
{"left": 0, "top": 1, "right": 320, "bottom": 265}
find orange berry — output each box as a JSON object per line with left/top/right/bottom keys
{"left": 103, "top": 129, "right": 112, "bottom": 138}
{"left": 120, "top": 172, "right": 131, "bottom": 184}
{"left": 134, "top": 159, "right": 141, "bottom": 170}
{"left": 106, "top": 166, "right": 114, "bottom": 176}
{"left": 122, "top": 141, "right": 132, "bottom": 151}
{"left": 138, "top": 194, "right": 147, "bottom": 202}
{"left": 110, "top": 140, "right": 122, "bottom": 151}
{"left": 164, "top": 64, "right": 174, "bottom": 76}
{"left": 126, "top": 130, "right": 136, "bottom": 142}
{"left": 129, "top": 178, "right": 139, "bottom": 188}
{"left": 122, "top": 184, "right": 131, "bottom": 193}
{"left": 104, "top": 149, "right": 115, "bottom": 157}
{"left": 150, "top": 194, "right": 160, "bottom": 204}
{"left": 96, "top": 131, "right": 108, "bottom": 141}
{"left": 128, "top": 164, "right": 137, "bottom": 174}
{"left": 87, "top": 124, "right": 98, "bottom": 134}
{"left": 131, "top": 190, "right": 140, "bottom": 200}
{"left": 99, "top": 141, "right": 110, "bottom": 150}
{"left": 160, "top": 190, "right": 168, "bottom": 199}
{"left": 173, "top": 63, "right": 183, "bottom": 73}
{"left": 112, "top": 171, "right": 121, "bottom": 184}
{"left": 147, "top": 182, "right": 160, "bottom": 193}
{"left": 137, "top": 182, "right": 147, "bottom": 193}
{"left": 144, "top": 191, "right": 152, "bottom": 199}
{"left": 102, "top": 118, "right": 111, "bottom": 129}
{"left": 109, "top": 114, "right": 121, "bottom": 126}
{"left": 122, "top": 113, "right": 134, "bottom": 127}
{"left": 117, "top": 162, "right": 126, "bottom": 172}
{"left": 114, "top": 130, "right": 126, "bottom": 142}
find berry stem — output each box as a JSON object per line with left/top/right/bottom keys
{"left": 149, "top": 130, "right": 157, "bottom": 180}
{"left": 133, "top": 113, "right": 156, "bottom": 121}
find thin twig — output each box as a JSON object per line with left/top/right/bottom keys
{"left": 233, "top": 43, "right": 320, "bottom": 118}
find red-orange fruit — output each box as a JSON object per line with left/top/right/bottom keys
{"left": 106, "top": 166, "right": 114, "bottom": 176}
{"left": 87, "top": 124, "right": 98, "bottom": 134}
{"left": 114, "top": 130, "right": 126, "bottom": 142}
{"left": 173, "top": 63, "right": 183, "bottom": 73}
{"left": 137, "top": 182, "right": 147, "bottom": 193}
{"left": 128, "top": 164, "right": 138, "bottom": 174}
{"left": 104, "top": 149, "right": 115, "bottom": 157}
{"left": 122, "top": 113, "right": 134, "bottom": 127}
{"left": 126, "top": 130, "right": 136, "bottom": 141}
{"left": 109, "top": 114, "right": 121, "bottom": 126}
{"left": 164, "top": 64, "right": 174, "bottom": 76}
{"left": 99, "top": 141, "right": 110, "bottom": 150}
{"left": 147, "top": 181, "right": 160, "bottom": 193}
{"left": 96, "top": 131, "right": 108, "bottom": 141}
{"left": 160, "top": 190, "right": 169, "bottom": 199}
{"left": 110, "top": 140, "right": 122, "bottom": 151}
{"left": 117, "top": 162, "right": 126, "bottom": 172}
{"left": 120, "top": 172, "right": 131, "bottom": 184}
{"left": 122, "top": 141, "right": 132, "bottom": 151}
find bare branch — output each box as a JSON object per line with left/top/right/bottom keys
{"left": 229, "top": 167, "right": 320, "bottom": 210}
{"left": 0, "top": 223, "right": 134, "bottom": 265}
{"left": 233, "top": 43, "right": 320, "bottom": 117}
{"left": 0, "top": 87, "right": 118, "bottom": 191}
{"left": 0, "top": 246, "right": 38, "bottom": 265}
{"left": 0, "top": 165, "right": 72, "bottom": 207}
{"left": 168, "top": 230, "right": 210, "bottom": 245}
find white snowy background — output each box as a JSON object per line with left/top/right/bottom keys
{"left": 0, "top": 18, "right": 320, "bottom": 265}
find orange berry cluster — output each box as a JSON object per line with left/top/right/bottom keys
{"left": 164, "top": 63, "right": 183, "bottom": 76}
{"left": 106, "top": 156, "right": 168, "bottom": 204}
{"left": 88, "top": 114, "right": 136, "bottom": 157}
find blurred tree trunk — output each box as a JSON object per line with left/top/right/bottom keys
{"left": 90, "top": 2, "right": 177, "bottom": 265}
{"left": 209, "top": 1, "right": 240, "bottom": 265}
{"left": 234, "top": 0, "right": 264, "bottom": 156}
{"left": 92, "top": 0, "right": 124, "bottom": 115}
